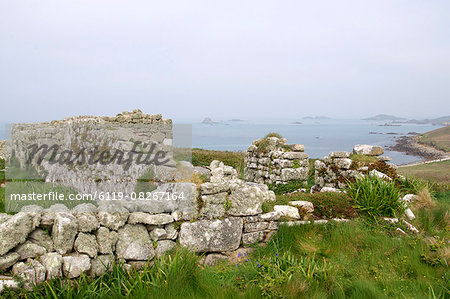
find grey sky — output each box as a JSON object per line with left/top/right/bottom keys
{"left": 1, "top": 0, "right": 449, "bottom": 123}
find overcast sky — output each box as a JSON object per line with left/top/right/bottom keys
{"left": 1, "top": 0, "right": 449, "bottom": 123}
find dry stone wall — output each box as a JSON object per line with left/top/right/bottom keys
{"left": 0, "top": 160, "right": 280, "bottom": 289}
{"left": 244, "top": 137, "right": 309, "bottom": 185}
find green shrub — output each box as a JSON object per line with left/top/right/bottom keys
{"left": 0, "top": 158, "right": 5, "bottom": 170}
{"left": 368, "top": 161, "right": 398, "bottom": 179}
{"left": 264, "top": 132, "right": 283, "bottom": 139}
{"left": 346, "top": 176, "right": 405, "bottom": 218}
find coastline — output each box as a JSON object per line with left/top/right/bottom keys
{"left": 387, "top": 135, "right": 450, "bottom": 166}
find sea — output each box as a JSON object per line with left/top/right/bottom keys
{"left": 1, "top": 120, "right": 440, "bottom": 165}
{"left": 189, "top": 119, "right": 440, "bottom": 165}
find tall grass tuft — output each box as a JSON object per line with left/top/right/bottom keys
{"left": 346, "top": 176, "right": 405, "bottom": 218}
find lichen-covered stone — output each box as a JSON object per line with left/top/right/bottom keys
{"left": 179, "top": 218, "right": 243, "bottom": 252}
{"left": 12, "top": 259, "right": 46, "bottom": 288}
{"left": 90, "top": 254, "right": 114, "bottom": 277}
{"left": 0, "top": 252, "right": 20, "bottom": 271}
{"left": 329, "top": 151, "right": 351, "bottom": 158}
{"left": 95, "top": 227, "right": 118, "bottom": 255}
{"left": 149, "top": 228, "right": 167, "bottom": 241}
{"left": 62, "top": 254, "right": 91, "bottom": 278}
{"left": 128, "top": 212, "right": 174, "bottom": 225}
{"left": 0, "top": 212, "right": 34, "bottom": 256}
{"left": 39, "top": 252, "right": 63, "bottom": 279}
{"left": 243, "top": 222, "right": 270, "bottom": 233}
{"left": 20, "top": 205, "right": 43, "bottom": 229}
{"left": 72, "top": 204, "right": 100, "bottom": 233}
{"left": 116, "top": 224, "right": 155, "bottom": 261}
{"left": 228, "top": 182, "right": 272, "bottom": 216}
{"left": 200, "top": 193, "right": 227, "bottom": 219}
{"left": 96, "top": 206, "right": 129, "bottom": 231}
{"left": 281, "top": 168, "right": 308, "bottom": 181}
{"left": 40, "top": 204, "right": 71, "bottom": 229}
{"left": 155, "top": 240, "right": 176, "bottom": 258}
{"left": 164, "top": 223, "right": 178, "bottom": 240}
{"left": 334, "top": 158, "right": 352, "bottom": 170}
{"left": 14, "top": 241, "right": 46, "bottom": 260}
{"left": 273, "top": 205, "right": 300, "bottom": 219}
{"left": 353, "top": 144, "right": 384, "bottom": 156}
{"left": 74, "top": 233, "right": 98, "bottom": 258}
{"left": 200, "top": 182, "right": 230, "bottom": 195}
{"left": 242, "top": 231, "right": 265, "bottom": 245}
{"left": 29, "top": 229, "right": 54, "bottom": 252}
{"left": 244, "top": 211, "right": 281, "bottom": 223}
{"left": 52, "top": 212, "right": 78, "bottom": 255}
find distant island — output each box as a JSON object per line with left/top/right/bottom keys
{"left": 201, "top": 117, "right": 218, "bottom": 125}
{"left": 291, "top": 121, "right": 303, "bottom": 125}
{"left": 393, "top": 116, "right": 450, "bottom": 126}
{"left": 302, "top": 116, "right": 331, "bottom": 120}
{"left": 363, "top": 114, "right": 407, "bottom": 121}
{"left": 229, "top": 119, "right": 245, "bottom": 122}
{"left": 364, "top": 114, "right": 450, "bottom": 126}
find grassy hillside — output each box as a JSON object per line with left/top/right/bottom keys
{"left": 398, "top": 160, "right": 450, "bottom": 185}
{"left": 419, "top": 126, "right": 450, "bottom": 152}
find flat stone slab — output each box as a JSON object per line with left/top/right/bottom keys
{"left": 179, "top": 217, "right": 243, "bottom": 252}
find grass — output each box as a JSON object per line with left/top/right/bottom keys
{"left": 346, "top": 176, "right": 405, "bottom": 218}
{"left": 2, "top": 151, "right": 449, "bottom": 298}
{"left": 263, "top": 191, "right": 359, "bottom": 219}
{"left": 349, "top": 153, "right": 378, "bottom": 165}
{"left": 3, "top": 212, "right": 449, "bottom": 298}
{"left": 398, "top": 160, "right": 450, "bottom": 184}
{"left": 190, "top": 148, "right": 245, "bottom": 178}
{"left": 267, "top": 180, "right": 307, "bottom": 195}
{"left": 419, "top": 125, "right": 450, "bottom": 152}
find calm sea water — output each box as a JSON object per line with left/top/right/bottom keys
{"left": 1, "top": 120, "right": 439, "bottom": 165}
{"left": 190, "top": 119, "right": 439, "bottom": 165}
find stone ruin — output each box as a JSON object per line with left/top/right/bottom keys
{"left": 244, "top": 136, "right": 309, "bottom": 185}
{"left": 0, "top": 114, "right": 404, "bottom": 291}
{"left": 313, "top": 144, "right": 393, "bottom": 191}
{"left": 243, "top": 136, "right": 396, "bottom": 192}
{"left": 6, "top": 109, "right": 174, "bottom": 203}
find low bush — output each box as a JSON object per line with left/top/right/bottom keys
{"left": 368, "top": 161, "right": 398, "bottom": 179}
{"left": 346, "top": 176, "right": 405, "bottom": 218}
{"left": 264, "top": 132, "right": 283, "bottom": 139}
{"left": 266, "top": 192, "right": 359, "bottom": 219}
{"left": 308, "top": 192, "right": 359, "bottom": 219}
